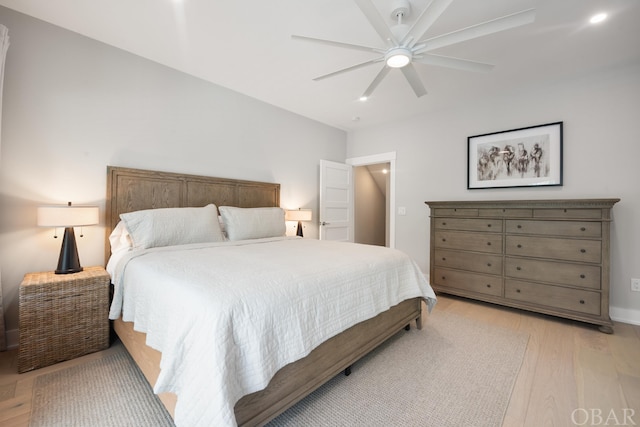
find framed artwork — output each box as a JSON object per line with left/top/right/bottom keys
{"left": 467, "top": 121, "right": 563, "bottom": 189}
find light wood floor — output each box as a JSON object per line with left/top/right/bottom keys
{"left": 1, "top": 295, "right": 639, "bottom": 427}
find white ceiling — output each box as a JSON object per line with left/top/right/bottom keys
{"left": 1, "top": 0, "right": 639, "bottom": 131}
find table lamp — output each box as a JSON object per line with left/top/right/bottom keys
{"left": 285, "top": 209, "right": 312, "bottom": 237}
{"left": 37, "top": 202, "right": 99, "bottom": 274}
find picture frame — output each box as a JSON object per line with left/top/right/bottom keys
{"left": 467, "top": 121, "right": 563, "bottom": 189}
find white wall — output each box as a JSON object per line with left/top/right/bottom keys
{"left": 0, "top": 7, "right": 346, "bottom": 339}
{"left": 347, "top": 63, "right": 640, "bottom": 324}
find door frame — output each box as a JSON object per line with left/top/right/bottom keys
{"left": 346, "top": 151, "right": 396, "bottom": 248}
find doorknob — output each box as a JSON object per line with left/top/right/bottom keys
{"left": 320, "top": 221, "right": 330, "bottom": 226}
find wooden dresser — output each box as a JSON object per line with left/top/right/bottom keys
{"left": 425, "top": 199, "right": 619, "bottom": 333}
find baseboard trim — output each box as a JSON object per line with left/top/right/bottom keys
{"left": 610, "top": 306, "right": 640, "bottom": 326}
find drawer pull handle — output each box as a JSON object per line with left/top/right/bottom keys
{"left": 516, "top": 289, "right": 521, "bottom": 293}
{"left": 517, "top": 244, "right": 522, "bottom": 248}
{"left": 486, "top": 284, "right": 491, "bottom": 288}
{"left": 487, "top": 224, "right": 492, "bottom": 228}
{"left": 517, "top": 225, "right": 522, "bottom": 229}
{"left": 442, "top": 238, "right": 447, "bottom": 242}
{"left": 442, "top": 222, "right": 447, "bottom": 226}
{"left": 442, "top": 276, "right": 446, "bottom": 280}
{"left": 580, "top": 249, "right": 586, "bottom": 253}
{"left": 487, "top": 242, "right": 491, "bottom": 246}
{"left": 516, "top": 266, "right": 522, "bottom": 271}
{"left": 579, "top": 299, "right": 585, "bottom": 304}
{"left": 580, "top": 274, "right": 585, "bottom": 279}
{"left": 442, "top": 257, "right": 446, "bottom": 261}
{"left": 487, "top": 263, "right": 492, "bottom": 267}
{"left": 580, "top": 227, "right": 586, "bottom": 231}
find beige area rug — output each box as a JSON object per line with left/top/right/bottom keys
{"left": 30, "top": 348, "right": 174, "bottom": 427}
{"left": 31, "top": 311, "right": 528, "bottom": 427}
{"left": 268, "top": 311, "right": 529, "bottom": 427}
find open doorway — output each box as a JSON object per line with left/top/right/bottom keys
{"left": 346, "top": 152, "right": 396, "bottom": 248}
{"left": 354, "top": 163, "right": 390, "bottom": 247}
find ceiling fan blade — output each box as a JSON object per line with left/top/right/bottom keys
{"left": 414, "top": 53, "right": 494, "bottom": 73}
{"left": 292, "top": 35, "right": 382, "bottom": 54}
{"left": 313, "top": 58, "right": 384, "bottom": 81}
{"left": 401, "top": 64, "right": 427, "bottom": 97}
{"left": 361, "top": 66, "right": 391, "bottom": 98}
{"left": 402, "top": 0, "right": 453, "bottom": 47}
{"left": 417, "top": 8, "right": 536, "bottom": 52}
{"left": 353, "top": 0, "right": 398, "bottom": 46}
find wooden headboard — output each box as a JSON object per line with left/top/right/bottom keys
{"left": 105, "top": 166, "right": 281, "bottom": 263}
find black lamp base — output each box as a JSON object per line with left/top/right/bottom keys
{"left": 55, "top": 227, "right": 83, "bottom": 274}
{"left": 296, "top": 221, "right": 304, "bottom": 237}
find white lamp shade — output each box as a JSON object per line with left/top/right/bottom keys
{"left": 37, "top": 205, "right": 99, "bottom": 227}
{"left": 285, "top": 209, "right": 312, "bottom": 222}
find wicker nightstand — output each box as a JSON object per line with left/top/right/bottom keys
{"left": 18, "top": 266, "right": 111, "bottom": 373}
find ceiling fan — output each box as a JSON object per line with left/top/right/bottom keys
{"left": 292, "top": 0, "right": 535, "bottom": 99}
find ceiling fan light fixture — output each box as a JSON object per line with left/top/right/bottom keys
{"left": 293, "top": 1, "right": 537, "bottom": 99}
{"left": 385, "top": 47, "right": 412, "bottom": 68}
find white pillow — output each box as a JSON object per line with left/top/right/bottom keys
{"left": 109, "top": 221, "right": 133, "bottom": 253}
{"left": 218, "top": 215, "right": 227, "bottom": 237}
{"left": 120, "top": 204, "right": 225, "bottom": 249}
{"left": 219, "top": 206, "right": 286, "bottom": 241}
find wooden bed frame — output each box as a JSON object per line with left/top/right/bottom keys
{"left": 106, "top": 166, "right": 423, "bottom": 426}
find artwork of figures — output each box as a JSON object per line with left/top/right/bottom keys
{"left": 467, "top": 122, "right": 563, "bottom": 189}
{"left": 477, "top": 134, "right": 549, "bottom": 181}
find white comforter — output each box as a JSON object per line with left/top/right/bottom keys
{"left": 108, "top": 237, "right": 436, "bottom": 427}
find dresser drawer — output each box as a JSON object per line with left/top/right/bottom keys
{"left": 435, "top": 218, "right": 502, "bottom": 233}
{"left": 432, "top": 208, "right": 478, "bottom": 217}
{"left": 505, "top": 257, "right": 601, "bottom": 289}
{"left": 478, "top": 208, "right": 532, "bottom": 218}
{"left": 533, "top": 208, "right": 602, "bottom": 219}
{"left": 505, "top": 279, "right": 601, "bottom": 315}
{"left": 435, "top": 231, "right": 502, "bottom": 253}
{"left": 505, "top": 220, "right": 601, "bottom": 238}
{"left": 435, "top": 249, "right": 502, "bottom": 275}
{"left": 506, "top": 236, "right": 601, "bottom": 263}
{"left": 434, "top": 268, "right": 502, "bottom": 296}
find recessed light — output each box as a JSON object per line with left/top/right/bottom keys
{"left": 359, "top": 96, "right": 368, "bottom": 102}
{"left": 590, "top": 13, "right": 607, "bottom": 24}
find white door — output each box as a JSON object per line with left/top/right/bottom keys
{"left": 319, "top": 160, "right": 353, "bottom": 241}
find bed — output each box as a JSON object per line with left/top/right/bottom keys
{"left": 105, "top": 166, "right": 436, "bottom": 427}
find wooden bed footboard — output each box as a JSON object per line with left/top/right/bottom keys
{"left": 113, "top": 297, "right": 423, "bottom": 427}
